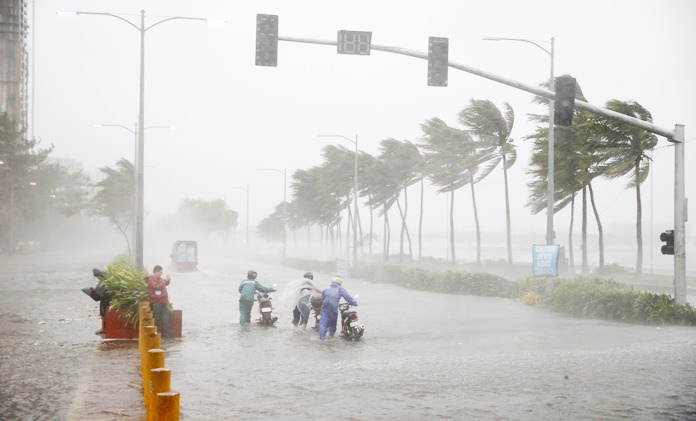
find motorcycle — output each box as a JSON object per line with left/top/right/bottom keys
{"left": 310, "top": 293, "right": 322, "bottom": 330}
{"left": 256, "top": 291, "right": 278, "bottom": 327}
{"left": 339, "top": 301, "right": 365, "bottom": 340}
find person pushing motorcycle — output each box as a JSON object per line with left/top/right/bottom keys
{"left": 292, "top": 272, "right": 322, "bottom": 331}
{"left": 238, "top": 270, "right": 275, "bottom": 325}
{"left": 319, "top": 275, "right": 358, "bottom": 340}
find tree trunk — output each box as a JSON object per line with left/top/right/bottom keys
{"left": 635, "top": 163, "right": 643, "bottom": 275}
{"left": 581, "top": 186, "right": 589, "bottom": 274}
{"left": 383, "top": 203, "right": 390, "bottom": 262}
{"left": 502, "top": 157, "right": 513, "bottom": 265}
{"left": 470, "top": 179, "right": 481, "bottom": 265}
{"left": 418, "top": 178, "right": 424, "bottom": 260}
{"left": 568, "top": 194, "right": 575, "bottom": 274}
{"left": 449, "top": 190, "right": 456, "bottom": 265}
{"left": 588, "top": 182, "right": 605, "bottom": 269}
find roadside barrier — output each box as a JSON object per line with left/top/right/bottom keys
{"left": 138, "top": 302, "right": 180, "bottom": 420}
{"left": 141, "top": 329, "right": 160, "bottom": 399}
{"left": 156, "top": 392, "right": 180, "bottom": 421}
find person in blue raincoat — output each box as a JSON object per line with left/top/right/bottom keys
{"left": 319, "top": 275, "right": 358, "bottom": 340}
{"left": 238, "top": 270, "right": 275, "bottom": 325}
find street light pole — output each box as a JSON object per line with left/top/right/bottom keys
{"left": 231, "top": 185, "right": 250, "bottom": 249}
{"left": 483, "top": 36, "right": 555, "bottom": 245}
{"left": 9, "top": 181, "right": 37, "bottom": 254}
{"left": 61, "top": 10, "right": 216, "bottom": 271}
{"left": 318, "top": 134, "right": 359, "bottom": 265}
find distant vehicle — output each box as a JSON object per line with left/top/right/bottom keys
{"left": 170, "top": 240, "right": 198, "bottom": 271}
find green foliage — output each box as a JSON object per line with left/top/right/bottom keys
{"left": 92, "top": 158, "right": 135, "bottom": 253}
{"left": 633, "top": 293, "right": 696, "bottom": 325}
{"left": 101, "top": 259, "right": 147, "bottom": 327}
{"left": 179, "top": 198, "right": 238, "bottom": 238}
{"left": 346, "top": 262, "right": 696, "bottom": 326}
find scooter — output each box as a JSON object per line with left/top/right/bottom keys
{"left": 310, "top": 293, "right": 322, "bottom": 330}
{"left": 339, "top": 301, "right": 365, "bottom": 340}
{"left": 256, "top": 291, "right": 278, "bottom": 327}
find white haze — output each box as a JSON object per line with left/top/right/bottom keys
{"left": 32, "top": 0, "right": 695, "bottom": 271}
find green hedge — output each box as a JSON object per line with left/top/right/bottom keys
{"left": 329, "top": 261, "right": 695, "bottom": 326}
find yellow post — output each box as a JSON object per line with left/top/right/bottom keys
{"left": 147, "top": 368, "right": 170, "bottom": 421}
{"left": 145, "top": 349, "right": 166, "bottom": 416}
{"left": 141, "top": 325, "right": 158, "bottom": 378}
{"left": 141, "top": 331, "right": 160, "bottom": 399}
{"left": 156, "top": 392, "right": 179, "bottom": 421}
{"left": 140, "top": 316, "right": 154, "bottom": 354}
{"left": 139, "top": 305, "right": 152, "bottom": 354}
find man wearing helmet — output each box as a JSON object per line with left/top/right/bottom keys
{"left": 291, "top": 272, "right": 322, "bottom": 330}
{"left": 238, "top": 270, "right": 275, "bottom": 325}
{"left": 319, "top": 275, "right": 358, "bottom": 340}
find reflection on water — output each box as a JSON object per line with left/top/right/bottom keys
{"left": 1, "top": 256, "right": 695, "bottom": 420}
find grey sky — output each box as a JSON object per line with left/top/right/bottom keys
{"left": 35, "top": 0, "right": 695, "bottom": 261}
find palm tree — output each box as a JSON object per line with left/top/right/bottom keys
{"left": 458, "top": 99, "right": 516, "bottom": 264}
{"left": 590, "top": 100, "right": 658, "bottom": 275}
{"left": 377, "top": 138, "right": 424, "bottom": 261}
{"left": 420, "top": 117, "right": 481, "bottom": 264}
{"left": 360, "top": 147, "right": 402, "bottom": 261}
{"left": 93, "top": 158, "right": 135, "bottom": 255}
{"left": 526, "top": 77, "right": 606, "bottom": 273}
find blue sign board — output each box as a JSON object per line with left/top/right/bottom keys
{"left": 532, "top": 244, "right": 560, "bottom": 277}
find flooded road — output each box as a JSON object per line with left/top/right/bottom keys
{"left": 1, "top": 251, "right": 695, "bottom": 420}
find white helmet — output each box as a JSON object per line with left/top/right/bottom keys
{"left": 332, "top": 275, "right": 343, "bottom": 285}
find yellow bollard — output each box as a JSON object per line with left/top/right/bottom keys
{"left": 156, "top": 392, "right": 179, "bottom": 421}
{"left": 141, "top": 331, "right": 160, "bottom": 399}
{"left": 141, "top": 325, "right": 158, "bottom": 378}
{"left": 145, "top": 348, "right": 166, "bottom": 410}
{"left": 140, "top": 317, "right": 154, "bottom": 355}
{"left": 139, "top": 306, "right": 152, "bottom": 354}
{"left": 147, "top": 367, "right": 170, "bottom": 421}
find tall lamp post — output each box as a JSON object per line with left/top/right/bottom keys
{"left": 231, "top": 185, "right": 250, "bottom": 249}
{"left": 94, "top": 123, "right": 176, "bottom": 257}
{"left": 9, "top": 181, "right": 37, "bottom": 254}
{"left": 483, "top": 37, "right": 555, "bottom": 245}
{"left": 318, "top": 134, "right": 359, "bottom": 265}
{"left": 260, "top": 168, "right": 287, "bottom": 258}
{"left": 60, "top": 10, "right": 219, "bottom": 271}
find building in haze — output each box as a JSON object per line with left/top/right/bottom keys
{"left": 0, "top": 0, "right": 29, "bottom": 130}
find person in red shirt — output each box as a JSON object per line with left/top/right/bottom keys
{"left": 146, "top": 265, "right": 171, "bottom": 338}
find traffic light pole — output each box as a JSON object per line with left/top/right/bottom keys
{"left": 273, "top": 34, "right": 687, "bottom": 304}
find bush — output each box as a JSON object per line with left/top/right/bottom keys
{"left": 101, "top": 260, "right": 148, "bottom": 327}
{"left": 352, "top": 263, "right": 696, "bottom": 326}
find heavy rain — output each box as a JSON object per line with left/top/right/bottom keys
{"left": 1, "top": 1, "right": 695, "bottom": 420}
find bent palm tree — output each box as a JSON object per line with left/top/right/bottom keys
{"left": 590, "top": 100, "right": 658, "bottom": 275}
{"left": 458, "top": 99, "right": 516, "bottom": 264}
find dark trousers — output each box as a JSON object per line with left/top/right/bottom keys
{"left": 239, "top": 299, "right": 254, "bottom": 325}
{"left": 151, "top": 302, "right": 171, "bottom": 338}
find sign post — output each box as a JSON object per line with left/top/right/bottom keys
{"left": 532, "top": 244, "right": 560, "bottom": 277}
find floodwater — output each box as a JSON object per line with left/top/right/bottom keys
{"left": 1, "top": 251, "right": 695, "bottom": 420}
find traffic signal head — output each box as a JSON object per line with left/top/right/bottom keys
{"left": 427, "top": 37, "right": 448, "bottom": 87}
{"left": 255, "top": 14, "right": 278, "bottom": 67}
{"left": 660, "top": 229, "right": 674, "bottom": 255}
{"left": 554, "top": 75, "right": 576, "bottom": 126}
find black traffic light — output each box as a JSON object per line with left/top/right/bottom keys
{"left": 255, "top": 14, "right": 278, "bottom": 67}
{"left": 554, "top": 75, "right": 576, "bottom": 126}
{"left": 427, "top": 37, "right": 448, "bottom": 87}
{"left": 660, "top": 230, "right": 674, "bottom": 255}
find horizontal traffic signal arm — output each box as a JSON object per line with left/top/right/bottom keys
{"left": 273, "top": 33, "right": 677, "bottom": 140}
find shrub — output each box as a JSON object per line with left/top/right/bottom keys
{"left": 102, "top": 261, "right": 148, "bottom": 327}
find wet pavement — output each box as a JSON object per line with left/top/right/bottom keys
{"left": 1, "top": 249, "right": 696, "bottom": 420}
